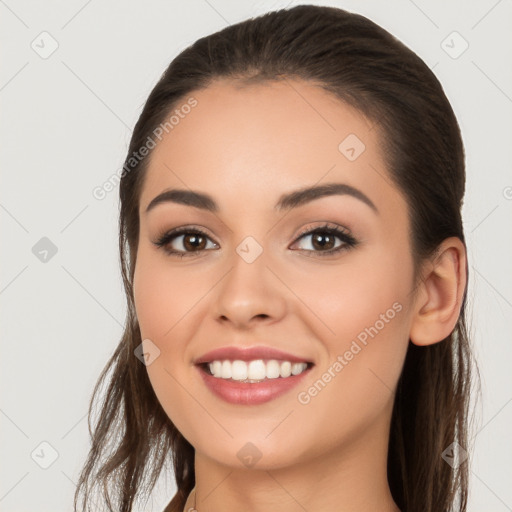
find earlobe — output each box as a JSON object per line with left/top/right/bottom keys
{"left": 409, "top": 237, "right": 467, "bottom": 347}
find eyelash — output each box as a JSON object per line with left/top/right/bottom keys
{"left": 152, "top": 222, "right": 358, "bottom": 259}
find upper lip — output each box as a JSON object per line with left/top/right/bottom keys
{"left": 194, "top": 345, "right": 314, "bottom": 365}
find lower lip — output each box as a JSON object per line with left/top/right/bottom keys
{"left": 196, "top": 364, "right": 313, "bottom": 405}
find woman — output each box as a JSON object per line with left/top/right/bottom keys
{"left": 74, "top": 5, "right": 476, "bottom": 512}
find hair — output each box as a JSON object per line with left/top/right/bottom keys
{"left": 74, "top": 5, "right": 479, "bottom": 512}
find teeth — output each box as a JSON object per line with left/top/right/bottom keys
{"left": 207, "top": 359, "right": 309, "bottom": 381}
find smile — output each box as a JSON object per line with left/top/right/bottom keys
{"left": 196, "top": 359, "right": 314, "bottom": 405}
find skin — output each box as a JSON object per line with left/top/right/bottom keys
{"left": 132, "top": 78, "right": 467, "bottom": 512}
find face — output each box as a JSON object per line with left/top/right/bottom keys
{"left": 133, "top": 78, "right": 416, "bottom": 470}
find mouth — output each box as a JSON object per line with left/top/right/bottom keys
{"left": 197, "top": 359, "right": 315, "bottom": 382}
{"left": 195, "top": 359, "right": 315, "bottom": 405}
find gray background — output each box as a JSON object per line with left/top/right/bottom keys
{"left": 1, "top": 0, "right": 511, "bottom": 511}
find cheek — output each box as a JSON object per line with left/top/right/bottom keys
{"left": 291, "top": 249, "right": 411, "bottom": 443}
{"left": 133, "top": 248, "right": 194, "bottom": 342}
{"left": 132, "top": 257, "right": 190, "bottom": 433}
{"left": 294, "top": 245, "right": 411, "bottom": 345}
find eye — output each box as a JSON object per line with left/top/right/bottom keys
{"left": 152, "top": 226, "right": 218, "bottom": 258}
{"left": 290, "top": 222, "right": 358, "bottom": 257}
{"left": 152, "top": 222, "right": 358, "bottom": 259}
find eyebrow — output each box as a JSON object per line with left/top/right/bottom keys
{"left": 144, "top": 182, "right": 379, "bottom": 215}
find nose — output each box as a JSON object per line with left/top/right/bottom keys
{"left": 212, "top": 247, "right": 287, "bottom": 329}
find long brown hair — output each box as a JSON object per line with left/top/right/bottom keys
{"left": 74, "top": 5, "right": 479, "bottom": 512}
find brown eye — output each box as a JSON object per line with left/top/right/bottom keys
{"left": 153, "top": 227, "right": 218, "bottom": 257}
{"left": 182, "top": 233, "right": 207, "bottom": 251}
{"left": 310, "top": 232, "right": 337, "bottom": 251}
{"left": 291, "top": 223, "right": 358, "bottom": 257}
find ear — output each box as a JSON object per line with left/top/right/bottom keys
{"left": 409, "top": 237, "right": 467, "bottom": 346}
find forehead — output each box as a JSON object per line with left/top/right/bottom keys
{"left": 138, "top": 78, "right": 398, "bottom": 216}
